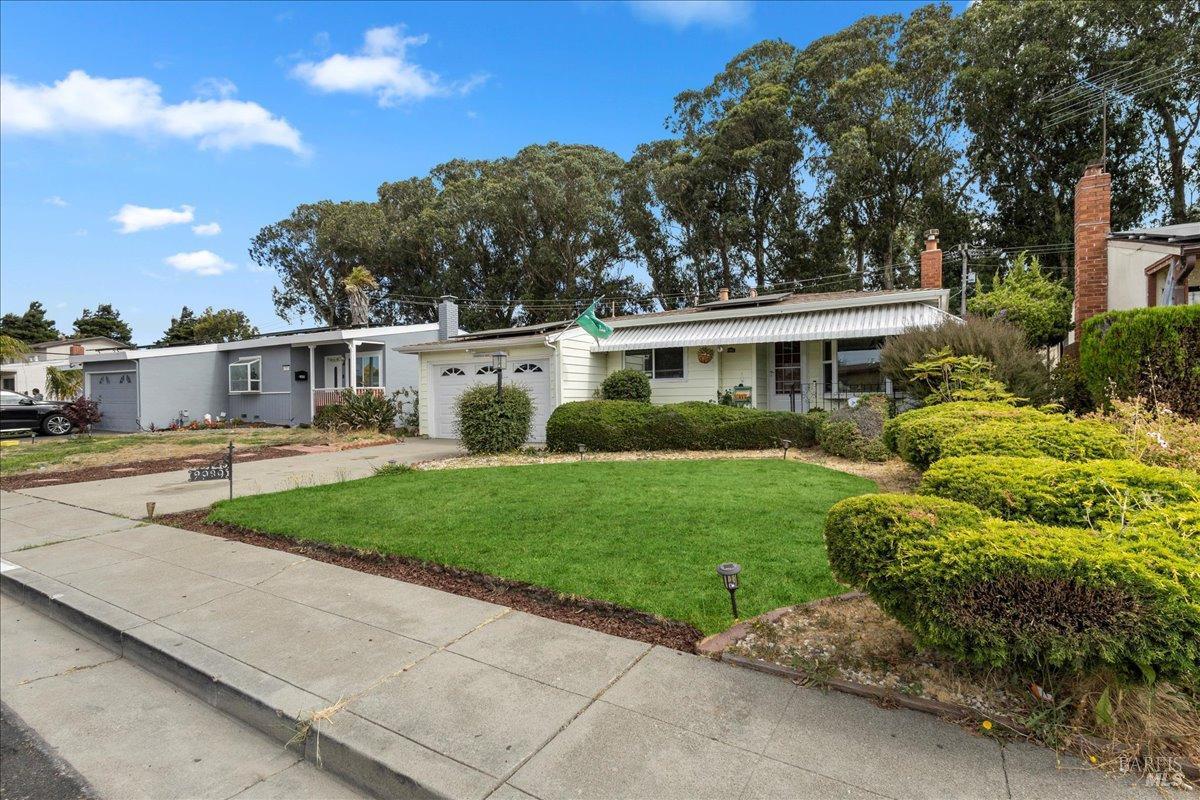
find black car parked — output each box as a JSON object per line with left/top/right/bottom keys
{"left": 0, "top": 390, "right": 73, "bottom": 435}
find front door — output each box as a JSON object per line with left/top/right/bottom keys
{"left": 769, "top": 341, "right": 808, "bottom": 412}
{"left": 324, "top": 356, "right": 346, "bottom": 389}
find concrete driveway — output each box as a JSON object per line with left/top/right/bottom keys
{"left": 14, "top": 438, "right": 463, "bottom": 517}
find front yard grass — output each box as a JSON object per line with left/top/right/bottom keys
{"left": 209, "top": 458, "right": 875, "bottom": 635}
{"left": 0, "top": 427, "right": 389, "bottom": 476}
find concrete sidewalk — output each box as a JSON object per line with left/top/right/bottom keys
{"left": 0, "top": 491, "right": 1154, "bottom": 800}
{"left": 12, "top": 438, "right": 462, "bottom": 517}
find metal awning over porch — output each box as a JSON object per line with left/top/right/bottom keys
{"left": 592, "top": 301, "right": 952, "bottom": 352}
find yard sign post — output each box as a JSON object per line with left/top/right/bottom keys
{"left": 187, "top": 441, "right": 234, "bottom": 500}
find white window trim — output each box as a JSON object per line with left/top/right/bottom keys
{"left": 355, "top": 352, "right": 384, "bottom": 388}
{"left": 625, "top": 347, "right": 687, "bottom": 382}
{"left": 229, "top": 357, "right": 262, "bottom": 394}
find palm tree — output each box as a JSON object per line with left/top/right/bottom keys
{"left": 0, "top": 334, "right": 30, "bottom": 363}
{"left": 343, "top": 267, "right": 378, "bottom": 327}
{"left": 45, "top": 366, "right": 84, "bottom": 400}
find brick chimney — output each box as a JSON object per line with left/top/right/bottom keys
{"left": 920, "top": 229, "right": 942, "bottom": 290}
{"left": 437, "top": 295, "right": 459, "bottom": 341}
{"left": 1073, "top": 162, "right": 1111, "bottom": 337}
{"left": 717, "top": 287, "right": 730, "bottom": 302}
{"left": 69, "top": 344, "right": 85, "bottom": 355}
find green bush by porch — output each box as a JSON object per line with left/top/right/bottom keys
{"left": 208, "top": 458, "right": 875, "bottom": 634}
{"left": 545, "top": 400, "right": 823, "bottom": 452}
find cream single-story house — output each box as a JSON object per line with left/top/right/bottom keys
{"left": 1, "top": 335, "right": 128, "bottom": 395}
{"left": 398, "top": 286, "right": 954, "bottom": 442}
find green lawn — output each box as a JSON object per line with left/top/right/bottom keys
{"left": 209, "top": 459, "right": 876, "bottom": 634}
{"left": 0, "top": 427, "right": 386, "bottom": 475}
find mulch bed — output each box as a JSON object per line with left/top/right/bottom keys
{"left": 0, "top": 446, "right": 306, "bottom": 490}
{"left": 157, "top": 510, "right": 703, "bottom": 653}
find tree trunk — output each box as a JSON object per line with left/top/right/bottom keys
{"left": 1155, "top": 102, "right": 1188, "bottom": 224}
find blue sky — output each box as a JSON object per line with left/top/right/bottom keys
{"left": 1, "top": 0, "right": 958, "bottom": 343}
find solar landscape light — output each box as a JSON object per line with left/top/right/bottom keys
{"left": 716, "top": 562, "right": 742, "bottom": 619}
{"left": 578, "top": 443, "right": 587, "bottom": 461}
{"left": 779, "top": 438, "right": 792, "bottom": 459}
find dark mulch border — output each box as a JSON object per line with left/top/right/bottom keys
{"left": 157, "top": 510, "right": 703, "bottom": 653}
{"left": 0, "top": 439, "right": 393, "bottom": 490}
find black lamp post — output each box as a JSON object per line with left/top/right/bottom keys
{"left": 716, "top": 562, "right": 742, "bottom": 619}
{"left": 490, "top": 352, "right": 507, "bottom": 399}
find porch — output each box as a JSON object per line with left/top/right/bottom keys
{"left": 301, "top": 340, "right": 388, "bottom": 417}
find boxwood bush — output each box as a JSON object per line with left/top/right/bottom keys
{"left": 1080, "top": 305, "right": 1200, "bottom": 418}
{"left": 456, "top": 384, "right": 533, "bottom": 454}
{"left": 601, "top": 368, "right": 651, "bottom": 402}
{"left": 545, "top": 400, "right": 821, "bottom": 452}
{"left": 823, "top": 493, "right": 1199, "bottom": 682}
{"left": 919, "top": 455, "right": 1200, "bottom": 526}
{"left": 940, "top": 416, "right": 1127, "bottom": 461}
{"left": 883, "top": 401, "right": 1046, "bottom": 470}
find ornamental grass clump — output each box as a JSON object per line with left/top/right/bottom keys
{"left": 940, "top": 416, "right": 1127, "bottom": 462}
{"left": 882, "top": 401, "right": 1045, "bottom": 470}
{"left": 918, "top": 455, "right": 1200, "bottom": 527}
{"left": 823, "top": 493, "right": 1200, "bottom": 683}
{"left": 456, "top": 384, "right": 534, "bottom": 454}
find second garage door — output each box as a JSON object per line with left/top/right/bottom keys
{"left": 88, "top": 370, "right": 138, "bottom": 432}
{"left": 432, "top": 359, "right": 553, "bottom": 442}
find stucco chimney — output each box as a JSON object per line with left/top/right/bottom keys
{"left": 920, "top": 229, "right": 942, "bottom": 290}
{"left": 717, "top": 287, "right": 730, "bottom": 302}
{"left": 69, "top": 344, "right": 85, "bottom": 356}
{"left": 437, "top": 295, "right": 459, "bottom": 341}
{"left": 1073, "top": 162, "right": 1111, "bottom": 337}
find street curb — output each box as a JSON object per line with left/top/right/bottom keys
{"left": 0, "top": 565, "right": 453, "bottom": 800}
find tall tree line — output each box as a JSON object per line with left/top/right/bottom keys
{"left": 252, "top": 1, "right": 1198, "bottom": 331}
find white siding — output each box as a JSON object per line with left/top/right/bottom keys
{"left": 556, "top": 328, "right": 606, "bottom": 403}
{"left": 602, "top": 346, "right": 719, "bottom": 405}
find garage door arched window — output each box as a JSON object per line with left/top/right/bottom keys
{"left": 513, "top": 363, "right": 543, "bottom": 373}
{"left": 441, "top": 367, "right": 465, "bottom": 377}
{"left": 229, "top": 358, "right": 262, "bottom": 393}
{"left": 476, "top": 365, "right": 499, "bottom": 375}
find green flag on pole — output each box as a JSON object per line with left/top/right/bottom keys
{"left": 575, "top": 299, "right": 613, "bottom": 340}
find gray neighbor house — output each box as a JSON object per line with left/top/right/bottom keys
{"left": 72, "top": 323, "right": 442, "bottom": 432}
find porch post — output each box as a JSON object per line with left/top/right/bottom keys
{"left": 307, "top": 345, "right": 315, "bottom": 421}
{"left": 349, "top": 341, "right": 357, "bottom": 390}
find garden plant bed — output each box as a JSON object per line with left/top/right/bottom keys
{"left": 0, "top": 434, "right": 395, "bottom": 489}
{"left": 720, "top": 593, "right": 1199, "bottom": 787}
{"left": 157, "top": 509, "right": 703, "bottom": 651}
{"left": 203, "top": 458, "right": 875, "bottom": 634}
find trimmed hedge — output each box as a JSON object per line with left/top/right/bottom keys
{"left": 1080, "top": 305, "right": 1200, "bottom": 418}
{"left": 940, "top": 416, "right": 1127, "bottom": 462}
{"left": 601, "top": 368, "right": 651, "bottom": 402}
{"left": 918, "top": 455, "right": 1200, "bottom": 526}
{"left": 545, "top": 400, "right": 822, "bottom": 452}
{"left": 883, "top": 401, "right": 1046, "bottom": 470}
{"left": 823, "top": 494, "right": 985, "bottom": 589}
{"left": 456, "top": 384, "right": 534, "bottom": 454}
{"left": 823, "top": 493, "right": 1200, "bottom": 682}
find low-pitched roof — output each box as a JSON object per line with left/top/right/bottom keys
{"left": 1110, "top": 222, "right": 1200, "bottom": 244}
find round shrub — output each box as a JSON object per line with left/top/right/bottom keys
{"left": 545, "top": 400, "right": 821, "bottom": 452}
{"left": 886, "top": 519, "right": 1199, "bottom": 682}
{"left": 823, "top": 493, "right": 985, "bottom": 590}
{"left": 455, "top": 384, "right": 533, "bottom": 454}
{"left": 601, "top": 369, "right": 651, "bottom": 402}
{"left": 918, "top": 456, "right": 1200, "bottom": 526}
{"left": 818, "top": 419, "right": 889, "bottom": 462}
{"left": 940, "top": 416, "right": 1127, "bottom": 462}
{"left": 883, "top": 401, "right": 1046, "bottom": 470}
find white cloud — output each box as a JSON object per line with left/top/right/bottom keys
{"left": 192, "top": 222, "right": 222, "bottom": 236}
{"left": 628, "top": 1, "right": 750, "bottom": 28}
{"left": 111, "top": 204, "right": 194, "bottom": 234}
{"left": 44, "top": 195, "right": 68, "bottom": 207}
{"left": 193, "top": 77, "right": 238, "bottom": 99}
{"left": 1, "top": 70, "right": 306, "bottom": 154}
{"left": 292, "top": 25, "right": 486, "bottom": 107}
{"left": 165, "top": 250, "right": 235, "bottom": 276}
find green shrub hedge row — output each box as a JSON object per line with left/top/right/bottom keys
{"left": 545, "top": 400, "right": 822, "bottom": 452}
{"left": 1080, "top": 305, "right": 1200, "bottom": 418}
{"left": 940, "top": 416, "right": 1128, "bottom": 462}
{"left": 882, "top": 401, "right": 1046, "bottom": 470}
{"left": 918, "top": 455, "right": 1200, "bottom": 526}
{"left": 822, "top": 494, "right": 1199, "bottom": 681}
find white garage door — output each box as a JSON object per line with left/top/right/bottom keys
{"left": 432, "top": 359, "right": 553, "bottom": 442}
{"left": 88, "top": 371, "right": 138, "bottom": 431}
